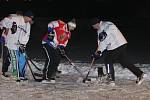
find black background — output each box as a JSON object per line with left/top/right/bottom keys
{"left": 0, "top": 0, "right": 150, "bottom": 63}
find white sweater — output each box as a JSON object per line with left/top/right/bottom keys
{"left": 3, "top": 14, "right": 31, "bottom": 50}
{"left": 97, "top": 21, "right": 127, "bottom": 52}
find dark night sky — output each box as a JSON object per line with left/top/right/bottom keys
{"left": 0, "top": 0, "right": 150, "bottom": 18}
{"left": 0, "top": 0, "right": 150, "bottom": 63}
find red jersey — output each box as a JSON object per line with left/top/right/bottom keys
{"left": 42, "top": 20, "right": 71, "bottom": 47}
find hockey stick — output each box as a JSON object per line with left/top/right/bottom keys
{"left": 18, "top": 41, "right": 42, "bottom": 72}
{"left": 26, "top": 53, "right": 84, "bottom": 78}
{"left": 63, "top": 54, "right": 84, "bottom": 77}
{"left": 25, "top": 54, "right": 42, "bottom": 71}
{"left": 25, "top": 53, "right": 44, "bottom": 77}
{"left": 83, "top": 58, "right": 95, "bottom": 83}
{"left": 25, "top": 53, "right": 42, "bottom": 82}
{"left": 57, "top": 47, "right": 84, "bottom": 76}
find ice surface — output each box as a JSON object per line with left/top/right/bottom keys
{"left": 1, "top": 60, "right": 150, "bottom": 100}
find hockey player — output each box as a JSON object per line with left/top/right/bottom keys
{"left": 42, "top": 18, "right": 76, "bottom": 83}
{"left": 0, "top": 15, "right": 12, "bottom": 77}
{"left": 91, "top": 17, "right": 146, "bottom": 85}
{"left": 3, "top": 10, "right": 34, "bottom": 81}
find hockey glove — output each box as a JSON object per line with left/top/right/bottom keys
{"left": 91, "top": 51, "right": 101, "bottom": 60}
{"left": 57, "top": 45, "right": 66, "bottom": 57}
{"left": 47, "top": 27, "right": 55, "bottom": 41}
{"left": 19, "top": 44, "right": 26, "bottom": 53}
{"left": 47, "top": 31, "right": 55, "bottom": 41}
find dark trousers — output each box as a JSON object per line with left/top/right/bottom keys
{"left": 104, "top": 44, "right": 143, "bottom": 81}
{"left": 42, "top": 43, "right": 61, "bottom": 80}
{"left": 2, "top": 45, "right": 10, "bottom": 73}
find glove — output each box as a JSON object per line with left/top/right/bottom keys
{"left": 47, "top": 27, "right": 55, "bottom": 41}
{"left": 19, "top": 44, "right": 26, "bottom": 53}
{"left": 91, "top": 51, "right": 101, "bottom": 60}
{"left": 47, "top": 31, "right": 55, "bottom": 41}
{"left": 57, "top": 45, "right": 66, "bottom": 57}
{"left": 47, "top": 34, "right": 54, "bottom": 41}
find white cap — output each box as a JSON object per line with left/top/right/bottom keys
{"left": 68, "top": 21, "right": 76, "bottom": 28}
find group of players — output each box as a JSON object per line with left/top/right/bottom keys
{"left": 0, "top": 10, "right": 146, "bottom": 85}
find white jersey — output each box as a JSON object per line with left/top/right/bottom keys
{"left": 97, "top": 21, "right": 127, "bottom": 52}
{"left": 0, "top": 16, "right": 12, "bottom": 45}
{"left": 2, "top": 14, "right": 31, "bottom": 50}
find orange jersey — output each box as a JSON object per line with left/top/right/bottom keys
{"left": 42, "top": 20, "right": 71, "bottom": 47}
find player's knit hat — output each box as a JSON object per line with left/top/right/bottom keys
{"left": 91, "top": 17, "right": 100, "bottom": 25}
{"left": 68, "top": 18, "right": 76, "bottom": 28}
{"left": 24, "top": 10, "right": 34, "bottom": 18}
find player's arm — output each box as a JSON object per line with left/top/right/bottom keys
{"left": 47, "top": 22, "right": 55, "bottom": 41}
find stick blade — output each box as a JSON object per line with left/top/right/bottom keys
{"left": 82, "top": 78, "right": 91, "bottom": 83}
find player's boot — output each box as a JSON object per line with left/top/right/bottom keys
{"left": 136, "top": 73, "right": 147, "bottom": 85}
{"left": 106, "top": 74, "right": 115, "bottom": 86}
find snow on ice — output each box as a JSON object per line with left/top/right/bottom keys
{"left": 0, "top": 60, "right": 150, "bottom": 100}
